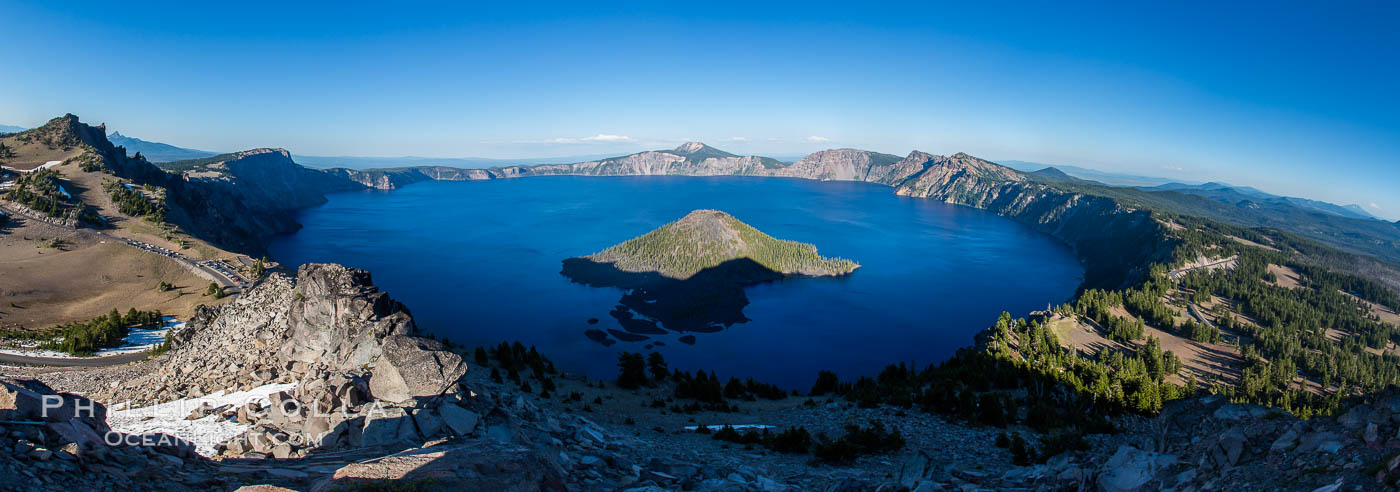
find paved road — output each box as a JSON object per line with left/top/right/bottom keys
{"left": 0, "top": 351, "right": 148, "bottom": 367}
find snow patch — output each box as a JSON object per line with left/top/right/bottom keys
{"left": 684, "top": 424, "right": 774, "bottom": 431}
{"left": 107, "top": 382, "right": 297, "bottom": 457}
{"left": 96, "top": 317, "right": 181, "bottom": 356}
{"left": 0, "top": 317, "right": 182, "bottom": 359}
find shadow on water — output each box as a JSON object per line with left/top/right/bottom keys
{"left": 562, "top": 257, "right": 844, "bottom": 345}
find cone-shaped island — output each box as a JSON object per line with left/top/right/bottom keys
{"left": 562, "top": 210, "right": 858, "bottom": 343}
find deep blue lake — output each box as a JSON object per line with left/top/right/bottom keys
{"left": 268, "top": 176, "right": 1083, "bottom": 389}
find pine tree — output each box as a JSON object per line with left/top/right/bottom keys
{"left": 647, "top": 352, "right": 669, "bottom": 381}
{"left": 617, "top": 352, "right": 647, "bottom": 389}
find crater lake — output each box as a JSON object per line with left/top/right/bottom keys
{"left": 268, "top": 176, "right": 1083, "bottom": 389}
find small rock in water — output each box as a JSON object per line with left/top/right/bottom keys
{"left": 584, "top": 329, "right": 616, "bottom": 346}
{"left": 608, "top": 329, "right": 649, "bottom": 342}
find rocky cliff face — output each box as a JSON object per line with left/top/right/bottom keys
{"left": 892, "top": 153, "right": 1170, "bottom": 289}
{"left": 161, "top": 149, "right": 371, "bottom": 253}
{"left": 768, "top": 148, "right": 903, "bottom": 182}
{"left": 179, "top": 148, "right": 362, "bottom": 211}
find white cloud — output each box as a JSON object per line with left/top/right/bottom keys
{"left": 729, "top": 137, "right": 748, "bottom": 142}
{"left": 1370, "top": 202, "right": 1382, "bottom": 209}
{"left": 580, "top": 134, "right": 632, "bottom": 142}
{"left": 534, "top": 134, "right": 633, "bottom": 144}
{"left": 1160, "top": 165, "right": 1186, "bottom": 172}
{"left": 805, "top": 135, "right": 830, "bottom": 143}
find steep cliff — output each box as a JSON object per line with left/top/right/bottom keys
{"left": 892, "top": 153, "right": 1171, "bottom": 289}
{"left": 175, "top": 148, "right": 362, "bottom": 211}
{"left": 768, "top": 148, "right": 904, "bottom": 182}
{"left": 152, "top": 149, "right": 365, "bottom": 253}
{"left": 508, "top": 142, "right": 779, "bottom": 178}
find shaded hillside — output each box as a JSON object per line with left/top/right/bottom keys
{"left": 153, "top": 149, "right": 369, "bottom": 253}
{"left": 1029, "top": 178, "right": 1400, "bottom": 266}
{"left": 6, "top": 115, "right": 366, "bottom": 255}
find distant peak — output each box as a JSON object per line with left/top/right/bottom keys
{"left": 109, "top": 131, "right": 125, "bottom": 138}
{"left": 671, "top": 142, "right": 736, "bottom": 158}
{"left": 675, "top": 141, "right": 709, "bottom": 153}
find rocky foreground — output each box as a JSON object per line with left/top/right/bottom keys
{"left": 2, "top": 264, "right": 1400, "bottom": 490}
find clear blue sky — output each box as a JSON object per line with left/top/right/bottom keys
{"left": 2, "top": 2, "right": 1397, "bottom": 219}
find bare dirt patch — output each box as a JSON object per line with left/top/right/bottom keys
{"left": 0, "top": 134, "right": 83, "bottom": 171}
{"left": 1043, "top": 313, "right": 1243, "bottom": 387}
{"left": 1227, "top": 235, "right": 1279, "bottom": 252}
{"left": 1266, "top": 264, "right": 1304, "bottom": 289}
{"left": 1045, "top": 316, "right": 1131, "bottom": 357}
{"left": 1339, "top": 290, "right": 1400, "bottom": 328}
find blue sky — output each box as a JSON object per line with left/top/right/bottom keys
{"left": 2, "top": 2, "right": 1397, "bottom": 219}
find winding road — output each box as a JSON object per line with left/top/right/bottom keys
{"left": 0, "top": 350, "right": 148, "bottom": 367}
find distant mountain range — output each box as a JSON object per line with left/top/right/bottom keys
{"left": 103, "top": 130, "right": 623, "bottom": 169}
{"left": 290, "top": 153, "right": 627, "bottom": 170}
{"left": 1137, "top": 181, "right": 1380, "bottom": 221}
{"left": 1008, "top": 160, "right": 1383, "bottom": 222}
{"left": 0, "top": 124, "right": 27, "bottom": 134}
{"left": 107, "top": 131, "right": 219, "bottom": 162}
{"left": 1000, "top": 160, "right": 1188, "bottom": 187}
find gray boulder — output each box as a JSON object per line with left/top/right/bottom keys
{"left": 411, "top": 407, "right": 445, "bottom": 438}
{"left": 360, "top": 407, "right": 417, "bottom": 446}
{"left": 1097, "top": 445, "right": 1177, "bottom": 492}
{"left": 368, "top": 335, "right": 467, "bottom": 403}
{"left": 438, "top": 404, "right": 480, "bottom": 436}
